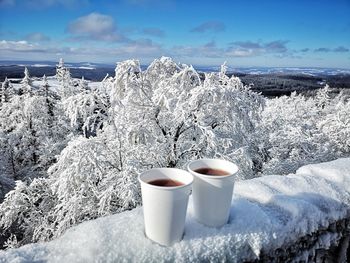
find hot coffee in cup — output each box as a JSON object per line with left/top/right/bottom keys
{"left": 139, "top": 168, "right": 193, "bottom": 246}
{"left": 188, "top": 159, "right": 238, "bottom": 227}
{"left": 147, "top": 178, "right": 184, "bottom": 187}
{"left": 193, "top": 168, "right": 230, "bottom": 176}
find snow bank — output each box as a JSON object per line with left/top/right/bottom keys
{"left": 1, "top": 158, "right": 349, "bottom": 262}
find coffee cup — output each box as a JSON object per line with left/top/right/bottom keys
{"left": 187, "top": 159, "right": 238, "bottom": 227}
{"left": 139, "top": 168, "right": 193, "bottom": 246}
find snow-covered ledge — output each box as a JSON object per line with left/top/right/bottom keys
{"left": 1, "top": 158, "right": 349, "bottom": 262}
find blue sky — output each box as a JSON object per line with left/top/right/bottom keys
{"left": 0, "top": 0, "right": 349, "bottom": 68}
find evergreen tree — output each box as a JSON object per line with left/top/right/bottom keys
{"left": 1, "top": 77, "right": 13, "bottom": 105}
{"left": 19, "top": 67, "right": 33, "bottom": 96}
{"left": 315, "top": 84, "right": 331, "bottom": 109}
{"left": 56, "top": 58, "right": 74, "bottom": 98}
{"left": 43, "top": 74, "right": 49, "bottom": 90}
{"left": 56, "top": 58, "right": 71, "bottom": 85}
{"left": 78, "top": 76, "right": 89, "bottom": 92}
{"left": 41, "top": 75, "right": 55, "bottom": 124}
{"left": 56, "top": 58, "right": 66, "bottom": 83}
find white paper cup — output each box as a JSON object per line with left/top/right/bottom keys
{"left": 188, "top": 159, "right": 238, "bottom": 227}
{"left": 139, "top": 168, "right": 193, "bottom": 246}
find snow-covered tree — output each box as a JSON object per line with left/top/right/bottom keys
{"left": 0, "top": 94, "right": 71, "bottom": 180}
{"left": 19, "top": 67, "right": 33, "bottom": 95}
{"left": 100, "top": 73, "right": 110, "bottom": 94}
{"left": 56, "top": 58, "right": 66, "bottom": 83}
{"left": 62, "top": 90, "right": 109, "bottom": 137}
{"left": 78, "top": 76, "right": 89, "bottom": 92}
{"left": 56, "top": 58, "right": 75, "bottom": 98}
{"left": 318, "top": 99, "right": 350, "bottom": 153}
{"left": 22, "top": 67, "right": 32, "bottom": 86}
{"left": 0, "top": 77, "right": 13, "bottom": 106}
{"left": 42, "top": 74, "right": 49, "bottom": 89}
{"left": 315, "top": 84, "right": 331, "bottom": 109}
{"left": 0, "top": 178, "right": 56, "bottom": 248}
{"left": 105, "top": 57, "right": 264, "bottom": 176}
{"left": 39, "top": 75, "right": 55, "bottom": 124}
{"left": 258, "top": 88, "right": 349, "bottom": 175}
{"left": 47, "top": 137, "right": 140, "bottom": 236}
{"left": 0, "top": 136, "right": 140, "bottom": 247}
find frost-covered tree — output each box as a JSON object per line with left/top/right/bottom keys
{"left": 56, "top": 58, "right": 75, "bottom": 98}
{"left": 105, "top": 57, "right": 264, "bottom": 176}
{"left": 100, "top": 73, "right": 110, "bottom": 94}
{"left": 62, "top": 89, "right": 109, "bottom": 137}
{"left": 315, "top": 84, "right": 331, "bottom": 109}
{"left": 42, "top": 74, "right": 49, "bottom": 89}
{"left": 0, "top": 77, "right": 13, "bottom": 106}
{"left": 22, "top": 67, "right": 32, "bottom": 86}
{"left": 19, "top": 67, "right": 33, "bottom": 95}
{"left": 0, "top": 178, "right": 56, "bottom": 248}
{"left": 0, "top": 137, "right": 139, "bottom": 247}
{"left": 259, "top": 87, "right": 349, "bottom": 175}
{"left": 318, "top": 98, "right": 350, "bottom": 153}
{"left": 46, "top": 137, "right": 140, "bottom": 236}
{"left": 39, "top": 75, "right": 55, "bottom": 123}
{"left": 78, "top": 76, "right": 89, "bottom": 92}
{"left": 56, "top": 58, "right": 66, "bottom": 83}
{"left": 0, "top": 94, "right": 71, "bottom": 180}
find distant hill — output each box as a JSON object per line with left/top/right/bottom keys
{"left": 233, "top": 72, "right": 350, "bottom": 97}
{"left": 1, "top": 61, "right": 349, "bottom": 97}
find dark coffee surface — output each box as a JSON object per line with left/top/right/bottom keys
{"left": 147, "top": 179, "right": 184, "bottom": 187}
{"left": 194, "top": 168, "right": 230, "bottom": 176}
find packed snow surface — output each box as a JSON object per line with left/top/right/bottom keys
{"left": 1, "top": 158, "right": 349, "bottom": 262}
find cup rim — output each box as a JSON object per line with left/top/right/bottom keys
{"left": 187, "top": 158, "right": 239, "bottom": 179}
{"left": 138, "top": 167, "right": 193, "bottom": 190}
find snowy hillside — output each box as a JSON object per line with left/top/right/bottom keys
{"left": 1, "top": 158, "right": 349, "bottom": 262}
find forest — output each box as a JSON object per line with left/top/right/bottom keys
{"left": 0, "top": 57, "right": 349, "bottom": 249}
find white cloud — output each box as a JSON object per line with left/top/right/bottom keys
{"left": 226, "top": 40, "right": 290, "bottom": 57}
{"left": 226, "top": 49, "right": 255, "bottom": 57}
{"left": 0, "top": 40, "right": 41, "bottom": 52}
{"left": 66, "top": 13, "right": 127, "bottom": 42}
{"left": 2, "top": 37, "right": 335, "bottom": 66}
{"left": 68, "top": 13, "right": 115, "bottom": 35}
{"left": 0, "top": 38, "right": 289, "bottom": 62}
{"left": 0, "top": 38, "right": 165, "bottom": 63}
{"left": 172, "top": 41, "right": 259, "bottom": 59}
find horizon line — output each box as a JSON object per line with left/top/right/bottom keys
{"left": 1, "top": 59, "right": 350, "bottom": 70}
